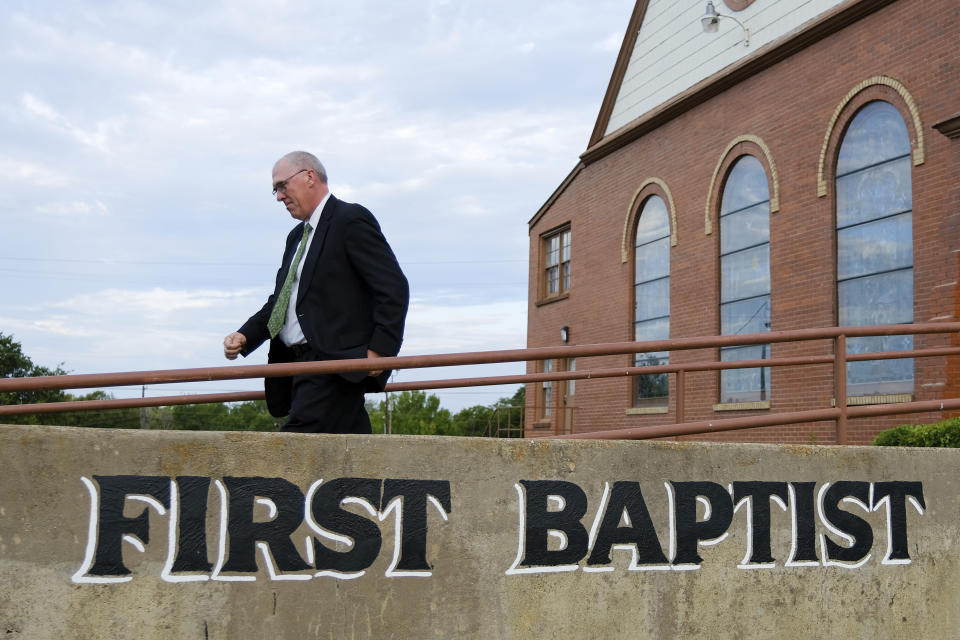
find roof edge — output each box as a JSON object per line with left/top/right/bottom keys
{"left": 528, "top": 162, "right": 585, "bottom": 230}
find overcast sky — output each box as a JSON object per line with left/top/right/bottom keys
{"left": 0, "top": 0, "right": 632, "bottom": 412}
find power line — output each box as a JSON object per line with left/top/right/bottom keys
{"left": 0, "top": 256, "right": 526, "bottom": 267}
{"left": 0, "top": 258, "right": 271, "bottom": 267}
{"left": 0, "top": 267, "right": 526, "bottom": 287}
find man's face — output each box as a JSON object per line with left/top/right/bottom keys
{"left": 272, "top": 161, "right": 313, "bottom": 221}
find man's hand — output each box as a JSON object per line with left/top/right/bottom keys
{"left": 367, "top": 349, "right": 383, "bottom": 376}
{"left": 224, "top": 332, "right": 247, "bottom": 360}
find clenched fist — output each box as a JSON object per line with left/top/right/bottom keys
{"left": 223, "top": 332, "right": 247, "bottom": 360}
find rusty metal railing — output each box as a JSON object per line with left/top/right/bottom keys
{"left": 1, "top": 322, "right": 959, "bottom": 442}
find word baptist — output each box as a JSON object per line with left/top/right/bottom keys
{"left": 73, "top": 475, "right": 451, "bottom": 584}
{"left": 508, "top": 480, "right": 925, "bottom": 574}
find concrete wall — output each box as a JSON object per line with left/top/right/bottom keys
{"left": 1, "top": 423, "right": 957, "bottom": 639}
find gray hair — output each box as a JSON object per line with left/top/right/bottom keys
{"left": 280, "top": 151, "right": 327, "bottom": 183}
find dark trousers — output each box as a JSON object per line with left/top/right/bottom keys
{"left": 282, "top": 350, "right": 372, "bottom": 434}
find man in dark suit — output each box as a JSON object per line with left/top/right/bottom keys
{"left": 223, "top": 151, "right": 408, "bottom": 433}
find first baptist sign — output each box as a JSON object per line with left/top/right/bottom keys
{"left": 71, "top": 474, "right": 926, "bottom": 584}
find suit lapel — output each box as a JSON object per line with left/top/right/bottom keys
{"left": 296, "top": 195, "right": 335, "bottom": 302}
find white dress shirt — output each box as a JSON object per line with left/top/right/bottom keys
{"left": 278, "top": 192, "right": 330, "bottom": 346}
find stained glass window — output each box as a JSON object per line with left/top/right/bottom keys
{"left": 633, "top": 195, "right": 670, "bottom": 407}
{"left": 836, "top": 101, "right": 913, "bottom": 396}
{"left": 720, "top": 156, "right": 771, "bottom": 403}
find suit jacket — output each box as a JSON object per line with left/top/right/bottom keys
{"left": 237, "top": 195, "right": 409, "bottom": 417}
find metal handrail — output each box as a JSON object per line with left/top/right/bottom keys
{"left": 2, "top": 322, "right": 958, "bottom": 442}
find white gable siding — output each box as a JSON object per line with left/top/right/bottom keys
{"left": 604, "top": 0, "right": 847, "bottom": 135}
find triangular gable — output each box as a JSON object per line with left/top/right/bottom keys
{"left": 588, "top": 0, "right": 652, "bottom": 149}
{"left": 588, "top": 0, "right": 869, "bottom": 159}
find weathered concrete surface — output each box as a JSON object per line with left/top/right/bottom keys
{"left": 0, "top": 423, "right": 957, "bottom": 639}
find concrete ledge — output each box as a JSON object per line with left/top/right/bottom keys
{"left": 625, "top": 406, "right": 669, "bottom": 415}
{"left": 713, "top": 400, "right": 771, "bottom": 411}
{"left": 1, "top": 424, "right": 957, "bottom": 639}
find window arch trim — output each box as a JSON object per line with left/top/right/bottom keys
{"left": 817, "top": 75, "right": 925, "bottom": 198}
{"left": 621, "top": 178, "right": 677, "bottom": 264}
{"left": 704, "top": 135, "right": 779, "bottom": 235}
{"left": 831, "top": 96, "right": 915, "bottom": 399}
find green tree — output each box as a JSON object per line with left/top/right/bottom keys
{"left": 366, "top": 399, "right": 385, "bottom": 433}
{"left": 496, "top": 385, "right": 525, "bottom": 408}
{"left": 368, "top": 386, "right": 526, "bottom": 437}
{"left": 224, "top": 400, "right": 282, "bottom": 431}
{"left": 169, "top": 400, "right": 280, "bottom": 431}
{"left": 369, "top": 390, "right": 452, "bottom": 435}
{"left": 450, "top": 404, "right": 494, "bottom": 437}
{"left": 49, "top": 390, "right": 141, "bottom": 429}
{"left": 488, "top": 386, "right": 525, "bottom": 437}
{"left": 0, "top": 332, "right": 69, "bottom": 419}
{"left": 171, "top": 402, "right": 230, "bottom": 430}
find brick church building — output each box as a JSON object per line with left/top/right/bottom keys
{"left": 525, "top": 0, "right": 959, "bottom": 443}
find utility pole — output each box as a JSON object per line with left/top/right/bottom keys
{"left": 139, "top": 385, "right": 150, "bottom": 429}
{"left": 385, "top": 391, "right": 392, "bottom": 434}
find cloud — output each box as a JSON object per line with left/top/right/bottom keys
{"left": 27, "top": 318, "right": 97, "bottom": 338}
{"left": 403, "top": 299, "right": 527, "bottom": 354}
{"left": 21, "top": 93, "right": 120, "bottom": 153}
{"left": 0, "top": 314, "right": 92, "bottom": 338}
{"left": 5, "top": 286, "right": 270, "bottom": 376}
{"left": 7, "top": 14, "right": 377, "bottom": 163}
{"left": 34, "top": 200, "right": 109, "bottom": 217}
{"left": 51, "top": 287, "right": 263, "bottom": 325}
{"left": 0, "top": 155, "right": 70, "bottom": 188}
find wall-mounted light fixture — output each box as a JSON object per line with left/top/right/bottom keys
{"left": 701, "top": 1, "right": 750, "bottom": 47}
{"left": 561, "top": 326, "right": 570, "bottom": 343}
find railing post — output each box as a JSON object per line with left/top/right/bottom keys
{"left": 676, "top": 370, "right": 685, "bottom": 424}
{"left": 835, "top": 334, "right": 848, "bottom": 444}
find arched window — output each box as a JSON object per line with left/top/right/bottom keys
{"left": 633, "top": 195, "right": 670, "bottom": 407}
{"left": 836, "top": 100, "right": 913, "bottom": 397}
{"left": 719, "top": 155, "right": 770, "bottom": 404}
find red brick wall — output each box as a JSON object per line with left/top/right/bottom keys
{"left": 526, "top": 0, "right": 960, "bottom": 444}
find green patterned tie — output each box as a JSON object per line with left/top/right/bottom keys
{"left": 267, "top": 222, "right": 312, "bottom": 338}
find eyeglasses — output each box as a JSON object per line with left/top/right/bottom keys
{"left": 272, "top": 169, "right": 309, "bottom": 195}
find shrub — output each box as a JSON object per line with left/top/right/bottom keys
{"left": 873, "top": 417, "right": 960, "bottom": 447}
